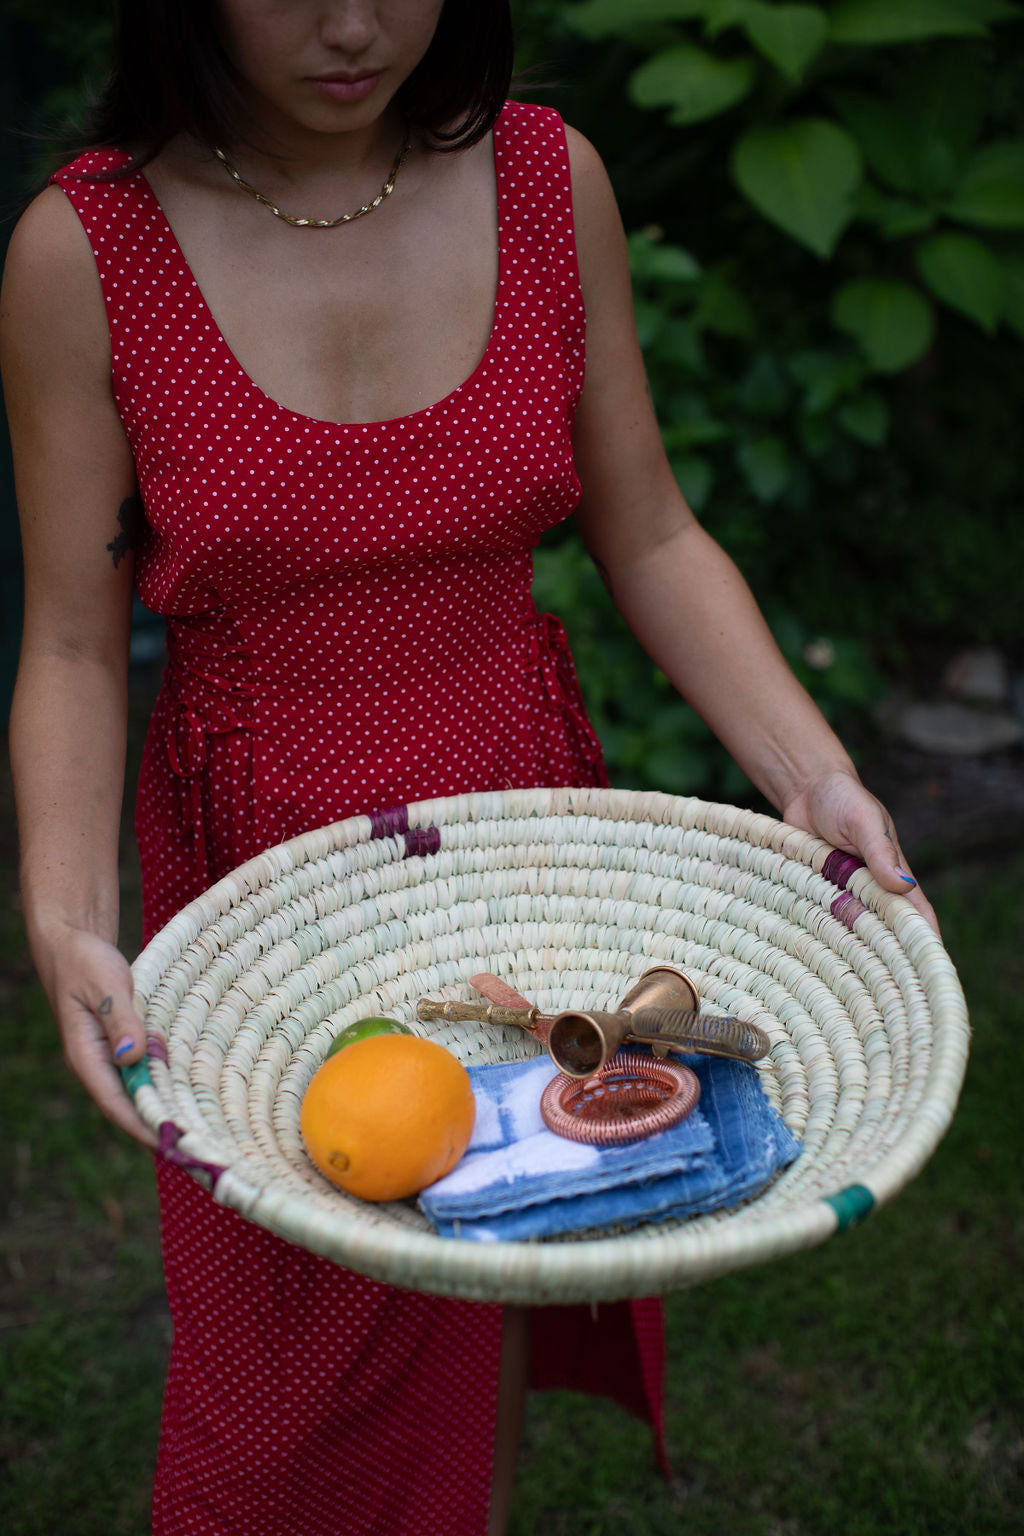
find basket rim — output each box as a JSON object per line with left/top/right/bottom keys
{"left": 126, "top": 786, "right": 970, "bottom": 1303}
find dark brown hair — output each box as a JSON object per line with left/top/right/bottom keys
{"left": 70, "top": 0, "right": 514, "bottom": 168}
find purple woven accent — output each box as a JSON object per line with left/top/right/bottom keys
{"left": 404, "top": 825, "right": 441, "bottom": 858}
{"left": 822, "top": 850, "right": 866, "bottom": 888}
{"left": 368, "top": 804, "right": 409, "bottom": 839}
{"left": 832, "top": 892, "right": 868, "bottom": 930}
{"left": 146, "top": 1034, "right": 169, "bottom": 1063}
{"left": 158, "top": 1121, "right": 226, "bottom": 1194}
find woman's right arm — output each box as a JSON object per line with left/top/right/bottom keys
{"left": 1, "top": 187, "right": 157, "bottom": 1147}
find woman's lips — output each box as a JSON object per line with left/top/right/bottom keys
{"left": 309, "top": 73, "right": 381, "bottom": 104}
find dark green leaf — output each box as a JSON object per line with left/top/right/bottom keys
{"left": 736, "top": 434, "right": 792, "bottom": 502}
{"left": 901, "top": 49, "right": 986, "bottom": 191}
{"left": 852, "top": 183, "right": 936, "bottom": 240}
{"left": 704, "top": 0, "right": 754, "bottom": 35}
{"left": 568, "top": 0, "right": 709, "bottom": 40}
{"left": 798, "top": 412, "right": 838, "bottom": 457}
{"left": 743, "top": 3, "right": 830, "bottom": 82}
{"left": 662, "top": 398, "right": 731, "bottom": 447}
{"left": 787, "top": 349, "right": 864, "bottom": 413}
{"left": 831, "top": 51, "right": 984, "bottom": 200}
{"left": 693, "top": 266, "right": 758, "bottom": 338}
{"left": 670, "top": 453, "right": 715, "bottom": 511}
{"left": 999, "top": 249, "right": 1024, "bottom": 339}
{"left": 629, "top": 44, "right": 756, "bottom": 125}
{"left": 831, "top": 279, "right": 936, "bottom": 371}
{"left": 838, "top": 391, "right": 891, "bottom": 445}
{"left": 943, "top": 141, "right": 1024, "bottom": 230}
{"left": 828, "top": 88, "right": 916, "bottom": 193}
{"left": 829, "top": 0, "right": 1012, "bottom": 45}
{"left": 732, "top": 118, "right": 862, "bottom": 257}
{"left": 627, "top": 230, "right": 703, "bottom": 282}
{"left": 915, "top": 233, "right": 1005, "bottom": 332}
{"left": 633, "top": 297, "right": 666, "bottom": 349}
{"left": 653, "top": 319, "right": 706, "bottom": 374}
{"left": 737, "top": 353, "right": 792, "bottom": 415}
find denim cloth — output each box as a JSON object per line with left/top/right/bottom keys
{"left": 418, "top": 1050, "right": 801, "bottom": 1243}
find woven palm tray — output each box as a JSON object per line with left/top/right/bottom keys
{"left": 124, "top": 787, "right": 969, "bottom": 1305}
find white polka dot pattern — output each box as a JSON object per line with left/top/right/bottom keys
{"left": 50, "top": 104, "right": 650, "bottom": 1536}
{"left": 54, "top": 103, "right": 606, "bottom": 931}
{"left": 153, "top": 1158, "right": 503, "bottom": 1535}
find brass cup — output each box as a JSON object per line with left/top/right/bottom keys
{"left": 546, "top": 1011, "right": 633, "bottom": 1077}
{"left": 617, "top": 965, "right": 699, "bottom": 1018}
{"left": 548, "top": 970, "right": 701, "bottom": 1077}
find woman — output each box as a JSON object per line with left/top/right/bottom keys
{"left": 2, "top": 2, "right": 936, "bottom": 1532}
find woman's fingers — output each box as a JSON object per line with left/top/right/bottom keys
{"left": 51, "top": 930, "right": 159, "bottom": 1149}
{"left": 784, "top": 772, "right": 941, "bottom": 935}
{"left": 62, "top": 992, "right": 159, "bottom": 1147}
{"left": 853, "top": 818, "right": 941, "bottom": 934}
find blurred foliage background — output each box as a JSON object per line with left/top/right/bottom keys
{"left": 515, "top": 0, "right": 1024, "bottom": 800}
{"left": 2, "top": 0, "right": 1023, "bottom": 801}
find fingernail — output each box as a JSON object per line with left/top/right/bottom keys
{"left": 895, "top": 868, "right": 917, "bottom": 888}
{"left": 114, "top": 1037, "right": 136, "bottom": 1059}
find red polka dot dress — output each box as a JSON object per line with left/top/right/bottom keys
{"left": 53, "top": 104, "right": 666, "bottom": 1534}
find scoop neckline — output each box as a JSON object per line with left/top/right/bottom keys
{"left": 131, "top": 113, "right": 509, "bottom": 432}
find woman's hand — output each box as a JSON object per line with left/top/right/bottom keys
{"left": 36, "top": 922, "right": 158, "bottom": 1149}
{"left": 782, "top": 770, "right": 939, "bottom": 933}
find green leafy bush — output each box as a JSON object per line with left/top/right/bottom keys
{"left": 517, "top": 0, "right": 1024, "bottom": 799}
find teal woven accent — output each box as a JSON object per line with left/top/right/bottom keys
{"left": 120, "top": 1058, "right": 155, "bottom": 1097}
{"left": 825, "top": 1184, "right": 875, "bottom": 1232}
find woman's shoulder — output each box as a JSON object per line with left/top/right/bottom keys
{"left": 50, "top": 145, "right": 136, "bottom": 186}
{"left": 4, "top": 184, "right": 95, "bottom": 284}
{"left": 499, "top": 101, "right": 608, "bottom": 182}
{"left": 1, "top": 185, "right": 110, "bottom": 367}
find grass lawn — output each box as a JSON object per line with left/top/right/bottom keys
{"left": 1, "top": 780, "right": 1021, "bottom": 1533}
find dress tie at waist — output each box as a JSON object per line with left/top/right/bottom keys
{"left": 527, "top": 612, "right": 608, "bottom": 781}
{"left": 164, "top": 617, "right": 258, "bottom": 886}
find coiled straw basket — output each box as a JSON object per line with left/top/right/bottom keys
{"left": 125, "top": 787, "right": 969, "bottom": 1304}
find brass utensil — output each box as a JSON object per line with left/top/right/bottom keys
{"left": 415, "top": 964, "right": 698, "bottom": 1050}
{"left": 416, "top": 965, "right": 770, "bottom": 1076}
{"left": 547, "top": 1005, "right": 770, "bottom": 1077}
{"left": 415, "top": 997, "right": 553, "bottom": 1040}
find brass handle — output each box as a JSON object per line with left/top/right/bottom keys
{"left": 628, "top": 1006, "right": 770, "bottom": 1064}
{"left": 415, "top": 998, "right": 549, "bottom": 1036}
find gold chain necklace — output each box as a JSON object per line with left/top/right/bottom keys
{"left": 212, "top": 133, "right": 412, "bottom": 228}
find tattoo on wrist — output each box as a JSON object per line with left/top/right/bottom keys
{"left": 106, "top": 494, "right": 144, "bottom": 568}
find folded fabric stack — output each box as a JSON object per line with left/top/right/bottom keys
{"left": 418, "top": 1049, "right": 802, "bottom": 1243}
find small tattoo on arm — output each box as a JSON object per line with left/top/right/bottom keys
{"left": 97, "top": 996, "right": 113, "bottom": 1016}
{"left": 106, "top": 494, "right": 144, "bottom": 568}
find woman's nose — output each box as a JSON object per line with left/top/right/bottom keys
{"left": 319, "top": 1, "right": 380, "bottom": 54}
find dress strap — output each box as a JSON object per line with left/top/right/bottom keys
{"left": 50, "top": 150, "right": 206, "bottom": 437}
{"left": 493, "top": 102, "right": 587, "bottom": 413}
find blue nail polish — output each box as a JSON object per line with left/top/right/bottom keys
{"left": 114, "top": 1037, "right": 135, "bottom": 1059}
{"left": 895, "top": 869, "right": 917, "bottom": 888}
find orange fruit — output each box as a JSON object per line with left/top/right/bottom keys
{"left": 300, "top": 1034, "right": 475, "bottom": 1202}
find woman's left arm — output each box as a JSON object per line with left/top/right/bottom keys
{"left": 565, "top": 128, "right": 938, "bottom": 932}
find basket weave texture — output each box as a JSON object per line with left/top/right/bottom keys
{"left": 127, "top": 787, "right": 969, "bottom": 1304}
